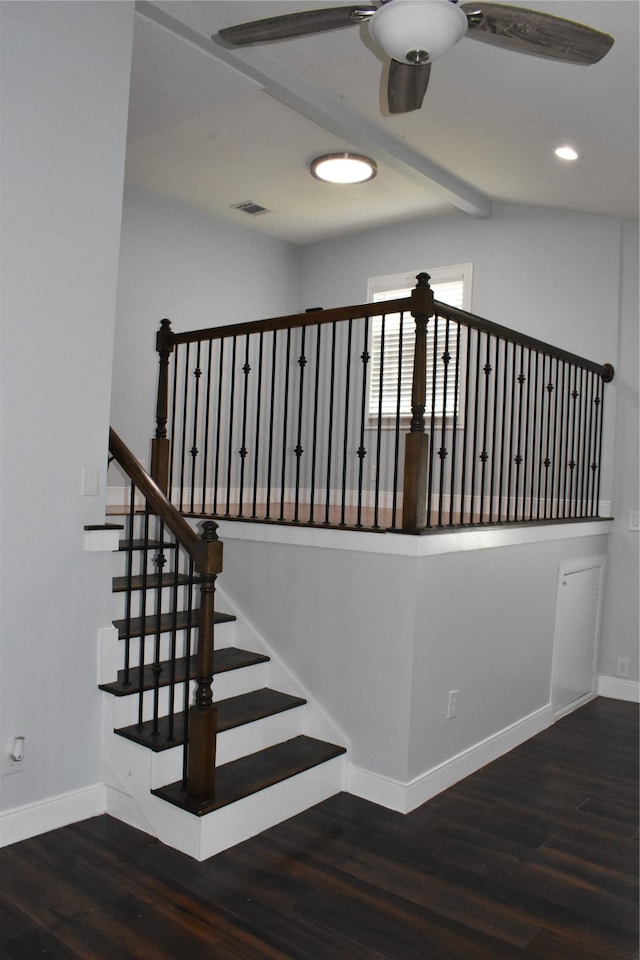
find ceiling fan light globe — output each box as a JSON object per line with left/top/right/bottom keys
{"left": 369, "top": 0, "right": 468, "bottom": 64}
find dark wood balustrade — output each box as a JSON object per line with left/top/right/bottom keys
{"left": 150, "top": 275, "right": 614, "bottom": 533}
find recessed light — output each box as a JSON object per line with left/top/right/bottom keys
{"left": 555, "top": 145, "right": 579, "bottom": 161}
{"left": 310, "top": 153, "right": 377, "bottom": 184}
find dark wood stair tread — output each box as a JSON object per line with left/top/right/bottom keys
{"left": 114, "top": 688, "right": 306, "bottom": 751}
{"left": 112, "top": 572, "right": 198, "bottom": 593}
{"left": 113, "top": 608, "right": 235, "bottom": 640}
{"left": 118, "top": 539, "right": 178, "bottom": 552}
{"left": 99, "top": 646, "right": 269, "bottom": 697}
{"left": 152, "top": 735, "right": 346, "bottom": 815}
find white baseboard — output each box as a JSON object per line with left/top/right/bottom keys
{"left": 598, "top": 675, "right": 640, "bottom": 703}
{"left": 348, "top": 704, "right": 553, "bottom": 814}
{"left": 0, "top": 783, "right": 106, "bottom": 848}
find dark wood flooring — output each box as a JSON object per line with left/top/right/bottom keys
{"left": 0, "top": 697, "right": 637, "bottom": 959}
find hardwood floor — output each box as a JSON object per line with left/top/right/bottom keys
{"left": 0, "top": 697, "right": 637, "bottom": 959}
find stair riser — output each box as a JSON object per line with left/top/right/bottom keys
{"left": 113, "top": 622, "right": 234, "bottom": 669}
{"left": 111, "top": 585, "right": 198, "bottom": 621}
{"left": 149, "top": 708, "right": 306, "bottom": 788}
{"left": 195, "top": 755, "right": 346, "bottom": 860}
{"left": 109, "top": 660, "right": 270, "bottom": 728}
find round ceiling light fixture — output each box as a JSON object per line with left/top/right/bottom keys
{"left": 310, "top": 153, "right": 377, "bottom": 184}
{"left": 555, "top": 145, "right": 579, "bottom": 161}
{"left": 368, "top": 0, "right": 468, "bottom": 65}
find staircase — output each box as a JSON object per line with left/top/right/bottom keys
{"left": 99, "top": 514, "right": 346, "bottom": 861}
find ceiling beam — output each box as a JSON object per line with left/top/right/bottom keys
{"left": 136, "top": 1, "right": 492, "bottom": 219}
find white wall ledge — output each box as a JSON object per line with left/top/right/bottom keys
{"left": 212, "top": 517, "right": 613, "bottom": 557}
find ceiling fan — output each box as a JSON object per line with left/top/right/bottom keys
{"left": 213, "top": 1, "right": 614, "bottom": 114}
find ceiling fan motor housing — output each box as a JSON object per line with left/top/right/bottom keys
{"left": 369, "top": 0, "right": 468, "bottom": 64}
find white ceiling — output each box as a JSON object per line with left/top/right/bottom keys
{"left": 125, "top": 0, "right": 639, "bottom": 244}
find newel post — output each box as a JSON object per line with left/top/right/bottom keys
{"left": 187, "top": 520, "right": 223, "bottom": 804}
{"left": 151, "top": 319, "right": 174, "bottom": 496}
{"left": 402, "top": 273, "right": 434, "bottom": 532}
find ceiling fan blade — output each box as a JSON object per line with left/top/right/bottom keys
{"left": 387, "top": 61, "right": 431, "bottom": 114}
{"left": 216, "top": 5, "right": 377, "bottom": 47}
{"left": 461, "top": 3, "right": 614, "bottom": 65}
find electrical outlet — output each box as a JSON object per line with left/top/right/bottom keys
{"left": 616, "top": 657, "right": 630, "bottom": 679}
{"left": 1, "top": 744, "right": 24, "bottom": 776}
{"left": 447, "top": 690, "right": 459, "bottom": 719}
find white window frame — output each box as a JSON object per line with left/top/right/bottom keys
{"left": 367, "top": 264, "right": 473, "bottom": 426}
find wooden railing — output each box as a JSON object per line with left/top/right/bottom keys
{"left": 109, "top": 428, "right": 222, "bottom": 805}
{"left": 150, "top": 274, "right": 614, "bottom": 533}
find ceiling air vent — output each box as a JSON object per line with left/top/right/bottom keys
{"left": 231, "top": 200, "right": 270, "bottom": 216}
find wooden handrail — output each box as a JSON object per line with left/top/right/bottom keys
{"left": 160, "top": 289, "right": 613, "bottom": 383}
{"left": 109, "top": 428, "right": 222, "bottom": 575}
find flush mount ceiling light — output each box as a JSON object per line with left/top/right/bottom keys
{"left": 555, "top": 145, "right": 579, "bottom": 161}
{"left": 368, "top": 0, "right": 468, "bottom": 65}
{"left": 310, "top": 153, "right": 377, "bottom": 184}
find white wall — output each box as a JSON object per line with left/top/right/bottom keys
{"left": 214, "top": 522, "right": 610, "bottom": 796}
{"left": 111, "top": 186, "right": 301, "bottom": 469}
{"left": 0, "top": 2, "right": 134, "bottom": 822}
{"left": 598, "top": 221, "right": 639, "bottom": 683}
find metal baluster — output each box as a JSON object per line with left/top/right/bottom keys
{"left": 527, "top": 351, "right": 540, "bottom": 521}
{"left": 514, "top": 347, "right": 528, "bottom": 521}
{"left": 188, "top": 343, "right": 202, "bottom": 514}
{"left": 200, "top": 341, "right": 213, "bottom": 514}
{"left": 266, "top": 331, "right": 278, "bottom": 519}
{"left": 469, "top": 328, "right": 482, "bottom": 524}
{"left": 340, "top": 319, "right": 353, "bottom": 526}
{"left": 324, "top": 322, "right": 337, "bottom": 525}
{"left": 225, "top": 337, "right": 238, "bottom": 516}
{"left": 252, "top": 332, "right": 264, "bottom": 519}
{"left": 437, "top": 317, "right": 451, "bottom": 528}
{"left": 213, "top": 340, "right": 224, "bottom": 514}
{"left": 181, "top": 556, "right": 195, "bottom": 789}
{"left": 178, "top": 344, "right": 190, "bottom": 512}
{"left": 578, "top": 367, "right": 588, "bottom": 516}
{"left": 356, "top": 317, "right": 370, "bottom": 528}
{"left": 585, "top": 370, "right": 597, "bottom": 516}
{"left": 137, "top": 504, "right": 151, "bottom": 729}
{"left": 459, "top": 323, "right": 474, "bottom": 525}
{"left": 500, "top": 341, "right": 513, "bottom": 522}
{"left": 426, "top": 315, "right": 438, "bottom": 528}
{"left": 238, "top": 334, "right": 251, "bottom": 517}
{"left": 309, "top": 325, "right": 322, "bottom": 525}
{"left": 522, "top": 350, "right": 538, "bottom": 520}
{"left": 391, "top": 310, "right": 404, "bottom": 529}
{"left": 279, "top": 328, "right": 292, "bottom": 520}
{"left": 594, "top": 373, "right": 606, "bottom": 516}
{"left": 151, "top": 517, "right": 165, "bottom": 740}
{"left": 166, "top": 537, "right": 181, "bottom": 743}
{"left": 122, "top": 480, "right": 137, "bottom": 689}
{"left": 488, "top": 336, "right": 500, "bottom": 524}
{"left": 168, "top": 342, "right": 180, "bottom": 507}
{"left": 479, "top": 333, "right": 492, "bottom": 524}
{"left": 448, "top": 321, "right": 462, "bottom": 526}
{"left": 373, "top": 314, "right": 385, "bottom": 530}
{"left": 294, "top": 327, "right": 307, "bottom": 522}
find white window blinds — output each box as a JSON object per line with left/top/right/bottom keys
{"left": 367, "top": 267, "right": 471, "bottom": 421}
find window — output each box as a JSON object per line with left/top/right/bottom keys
{"left": 367, "top": 264, "right": 472, "bottom": 422}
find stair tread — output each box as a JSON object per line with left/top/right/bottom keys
{"left": 113, "top": 608, "right": 235, "bottom": 640}
{"left": 119, "top": 539, "right": 178, "bottom": 551}
{"left": 152, "top": 735, "right": 346, "bottom": 815}
{"left": 114, "top": 687, "right": 306, "bottom": 751}
{"left": 112, "top": 572, "right": 197, "bottom": 593}
{"left": 100, "top": 646, "right": 269, "bottom": 696}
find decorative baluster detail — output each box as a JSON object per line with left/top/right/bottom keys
{"left": 402, "top": 273, "right": 434, "bottom": 531}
